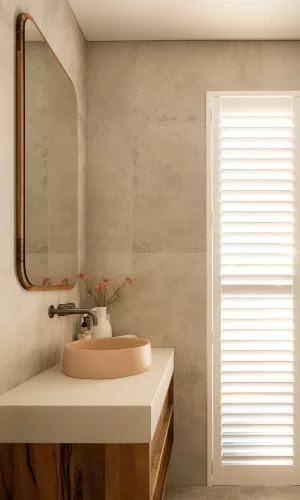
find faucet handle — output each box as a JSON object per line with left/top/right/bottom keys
{"left": 48, "top": 303, "right": 76, "bottom": 318}
{"left": 56, "top": 303, "right": 75, "bottom": 313}
{"left": 57, "top": 303, "right": 75, "bottom": 311}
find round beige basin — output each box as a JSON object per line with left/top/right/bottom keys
{"left": 62, "top": 337, "right": 152, "bottom": 379}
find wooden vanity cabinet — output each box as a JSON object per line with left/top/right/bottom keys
{"left": 0, "top": 377, "right": 174, "bottom": 500}
{"left": 106, "top": 376, "right": 174, "bottom": 500}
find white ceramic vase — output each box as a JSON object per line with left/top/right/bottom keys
{"left": 91, "top": 306, "right": 112, "bottom": 338}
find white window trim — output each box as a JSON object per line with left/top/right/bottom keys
{"left": 206, "top": 90, "right": 300, "bottom": 486}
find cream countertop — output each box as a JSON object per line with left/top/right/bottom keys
{"left": 0, "top": 348, "right": 174, "bottom": 444}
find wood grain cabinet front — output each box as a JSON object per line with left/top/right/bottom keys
{"left": 0, "top": 377, "right": 174, "bottom": 500}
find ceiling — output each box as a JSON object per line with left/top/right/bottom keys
{"left": 69, "top": 0, "right": 300, "bottom": 41}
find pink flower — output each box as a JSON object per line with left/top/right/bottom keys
{"left": 103, "top": 277, "right": 110, "bottom": 283}
{"left": 60, "top": 277, "right": 70, "bottom": 285}
{"left": 95, "top": 281, "right": 108, "bottom": 291}
{"left": 125, "top": 276, "right": 133, "bottom": 285}
{"left": 76, "top": 273, "right": 90, "bottom": 281}
{"left": 42, "top": 277, "right": 52, "bottom": 286}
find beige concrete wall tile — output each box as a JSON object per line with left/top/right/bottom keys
{"left": 260, "top": 42, "right": 300, "bottom": 90}
{"left": 195, "top": 41, "right": 264, "bottom": 93}
{"left": 87, "top": 42, "right": 135, "bottom": 123}
{"left": 132, "top": 122, "right": 205, "bottom": 253}
{"left": 123, "top": 41, "right": 262, "bottom": 122}
{"left": 131, "top": 253, "right": 206, "bottom": 384}
{"left": 87, "top": 252, "right": 133, "bottom": 284}
{"left": 87, "top": 41, "right": 265, "bottom": 123}
{"left": 87, "top": 41, "right": 209, "bottom": 122}
{"left": 87, "top": 121, "right": 133, "bottom": 253}
{"left": 127, "top": 41, "right": 206, "bottom": 122}
{"left": 168, "top": 382, "right": 207, "bottom": 485}
{"left": 87, "top": 120, "right": 133, "bottom": 168}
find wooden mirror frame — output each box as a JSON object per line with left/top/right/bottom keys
{"left": 16, "top": 13, "right": 76, "bottom": 291}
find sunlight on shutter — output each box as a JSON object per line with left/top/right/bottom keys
{"left": 220, "top": 96, "right": 294, "bottom": 467}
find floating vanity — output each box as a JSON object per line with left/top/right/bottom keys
{"left": 0, "top": 348, "right": 174, "bottom": 500}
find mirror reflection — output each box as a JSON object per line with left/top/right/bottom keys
{"left": 24, "top": 19, "right": 78, "bottom": 288}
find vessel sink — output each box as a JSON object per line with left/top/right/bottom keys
{"left": 62, "top": 337, "right": 152, "bottom": 379}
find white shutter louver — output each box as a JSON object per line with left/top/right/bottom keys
{"left": 219, "top": 97, "right": 294, "bottom": 469}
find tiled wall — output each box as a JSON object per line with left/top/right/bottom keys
{"left": 0, "top": 0, "right": 86, "bottom": 394}
{"left": 86, "top": 40, "right": 300, "bottom": 485}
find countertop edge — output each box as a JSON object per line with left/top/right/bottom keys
{"left": 150, "top": 349, "right": 174, "bottom": 441}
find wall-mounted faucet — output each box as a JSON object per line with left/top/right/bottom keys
{"left": 48, "top": 303, "right": 98, "bottom": 326}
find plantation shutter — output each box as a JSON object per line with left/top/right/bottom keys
{"left": 210, "top": 94, "right": 300, "bottom": 485}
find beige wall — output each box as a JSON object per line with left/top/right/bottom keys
{"left": 86, "top": 40, "right": 300, "bottom": 485}
{"left": 0, "top": 0, "right": 86, "bottom": 394}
